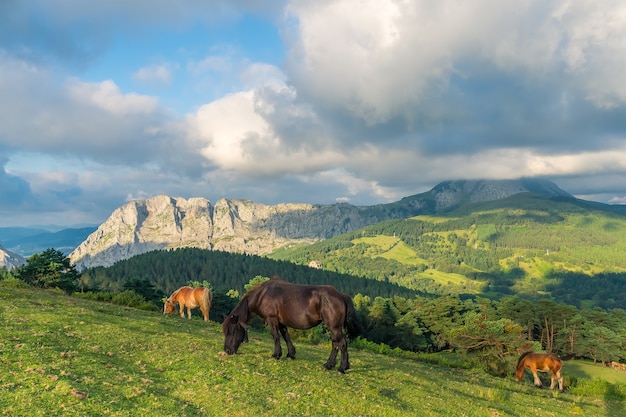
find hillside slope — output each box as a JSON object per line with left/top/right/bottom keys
{"left": 1, "top": 285, "right": 621, "bottom": 416}
{"left": 270, "top": 193, "right": 626, "bottom": 307}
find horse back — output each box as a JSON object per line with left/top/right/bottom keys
{"left": 248, "top": 279, "right": 344, "bottom": 329}
{"left": 172, "top": 286, "right": 208, "bottom": 307}
{"left": 189, "top": 287, "right": 211, "bottom": 307}
{"left": 169, "top": 286, "right": 193, "bottom": 302}
{"left": 536, "top": 353, "right": 561, "bottom": 370}
{"left": 520, "top": 352, "right": 562, "bottom": 372}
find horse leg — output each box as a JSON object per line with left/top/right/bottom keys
{"left": 550, "top": 370, "right": 563, "bottom": 392}
{"left": 324, "top": 328, "right": 344, "bottom": 372}
{"left": 549, "top": 372, "right": 556, "bottom": 390}
{"left": 337, "top": 335, "right": 350, "bottom": 374}
{"left": 278, "top": 324, "right": 296, "bottom": 359}
{"left": 179, "top": 304, "right": 185, "bottom": 319}
{"left": 531, "top": 369, "right": 542, "bottom": 388}
{"left": 266, "top": 319, "right": 282, "bottom": 359}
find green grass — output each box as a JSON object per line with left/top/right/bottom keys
{"left": 2, "top": 285, "right": 626, "bottom": 416}
{"left": 567, "top": 360, "right": 626, "bottom": 385}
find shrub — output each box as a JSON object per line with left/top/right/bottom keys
{"left": 112, "top": 290, "right": 155, "bottom": 310}
{"left": 0, "top": 276, "right": 29, "bottom": 289}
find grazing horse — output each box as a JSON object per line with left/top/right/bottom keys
{"left": 164, "top": 286, "right": 213, "bottom": 322}
{"left": 516, "top": 352, "right": 564, "bottom": 392}
{"left": 222, "top": 277, "right": 361, "bottom": 373}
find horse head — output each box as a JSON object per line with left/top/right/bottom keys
{"left": 222, "top": 314, "right": 248, "bottom": 355}
{"left": 515, "top": 351, "right": 532, "bottom": 381}
{"left": 163, "top": 299, "right": 174, "bottom": 314}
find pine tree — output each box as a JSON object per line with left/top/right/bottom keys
{"left": 15, "top": 248, "right": 80, "bottom": 294}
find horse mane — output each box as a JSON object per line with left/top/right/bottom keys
{"left": 517, "top": 351, "right": 533, "bottom": 368}
{"left": 234, "top": 277, "right": 282, "bottom": 324}
{"left": 231, "top": 295, "right": 252, "bottom": 324}
{"left": 167, "top": 287, "right": 182, "bottom": 302}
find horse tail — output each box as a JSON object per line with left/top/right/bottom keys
{"left": 342, "top": 294, "right": 362, "bottom": 340}
{"left": 204, "top": 287, "right": 213, "bottom": 310}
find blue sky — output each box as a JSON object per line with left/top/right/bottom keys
{"left": 2, "top": 0, "right": 626, "bottom": 228}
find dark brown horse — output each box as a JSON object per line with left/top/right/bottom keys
{"left": 222, "top": 277, "right": 361, "bottom": 373}
{"left": 164, "top": 286, "right": 213, "bottom": 322}
{"left": 516, "top": 352, "right": 563, "bottom": 391}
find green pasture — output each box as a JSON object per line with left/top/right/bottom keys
{"left": 2, "top": 284, "right": 625, "bottom": 416}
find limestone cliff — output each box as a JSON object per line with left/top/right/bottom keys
{"left": 0, "top": 245, "right": 25, "bottom": 270}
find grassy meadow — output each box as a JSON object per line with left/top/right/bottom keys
{"left": 2, "top": 283, "right": 626, "bottom": 416}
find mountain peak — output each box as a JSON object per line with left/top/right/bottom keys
{"left": 422, "top": 178, "right": 572, "bottom": 211}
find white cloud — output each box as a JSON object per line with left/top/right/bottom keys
{"left": 67, "top": 79, "right": 159, "bottom": 115}
{"left": 187, "top": 87, "right": 345, "bottom": 175}
{"left": 133, "top": 64, "right": 173, "bottom": 85}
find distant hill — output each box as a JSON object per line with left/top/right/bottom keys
{"left": 0, "top": 227, "right": 96, "bottom": 257}
{"left": 69, "top": 178, "right": 578, "bottom": 269}
{"left": 270, "top": 192, "right": 626, "bottom": 309}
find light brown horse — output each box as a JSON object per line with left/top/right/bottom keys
{"left": 516, "top": 352, "right": 563, "bottom": 392}
{"left": 164, "top": 286, "right": 212, "bottom": 322}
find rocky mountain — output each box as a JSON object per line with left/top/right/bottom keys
{"left": 69, "top": 178, "right": 575, "bottom": 270}
{"left": 0, "top": 245, "right": 25, "bottom": 270}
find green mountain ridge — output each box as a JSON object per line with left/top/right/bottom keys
{"left": 269, "top": 192, "right": 626, "bottom": 308}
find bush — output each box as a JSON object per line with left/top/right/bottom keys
{"left": 0, "top": 276, "right": 29, "bottom": 289}
{"left": 569, "top": 377, "right": 626, "bottom": 398}
{"left": 112, "top": 290, "right": 155, "bottom": 310}
{"left": 73, "top": 291, "right": 115, "bottom": 302}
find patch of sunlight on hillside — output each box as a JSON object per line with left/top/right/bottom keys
{"left": 353, "top": 235, "right": 397, "bottom": 250}
{"left": 353, "top": 236, "right": 426, "bottom": 265}
{"left": 410, "top": 215, "right": 454, "bottom": 223}
{"left": 420, "top": 269, "right": 486, "bottom": 293}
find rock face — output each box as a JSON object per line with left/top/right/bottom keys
{"left": 69, "top": 178, "right": 573, "bottom": 270}
{"left": 0, "top": 246, "right": 25, "bottom": 270}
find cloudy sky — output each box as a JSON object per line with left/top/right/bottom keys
{"left": 2, "top": 0, "right": 626, "bottom": 228}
